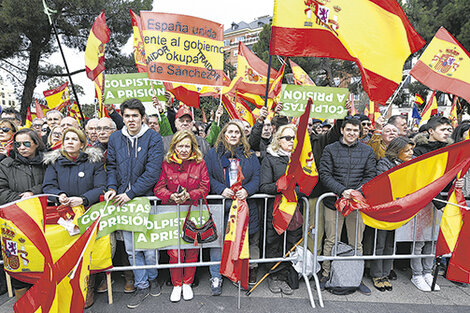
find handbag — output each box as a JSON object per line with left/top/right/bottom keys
{"left": 182, "top": 192, "right": 218, "bottom": 246}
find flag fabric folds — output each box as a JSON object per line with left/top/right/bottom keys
{"left": 163, "top": 82, "right": 200, "bottom": 108}
{"left": 446, "top": 211, "right": 470, "bottom": 284}
{"left": 43, "top": 82, "right": 71, "bottom": 111}
{"left": 358, "top": 140, "right": 470, "bottom": 230}
{"left": 419, "top": 90, "right": 438, "bottom": 127}
{"left": 274, "top": 98, "right": 318, "bottom": 234}
{"left": 130, "top": 10, "right": 147, "bottom": 73}
{"left": 289, "top": 59, "right": 315, "bottom": 86}
{"left": 84, "top": 11, "right": 111, "bottom": 81}
{"left": 35, "top": 99, "right": 46, "bottom": 119}
{"left": 448, "top": 96, "right": 459, "bottom": 128}
{"left": 410, "top": 27, "right": 470, "bottom": 103}
{"left": 220, "top": 166, "right": 249, "bottom": 290}
{"left": 414, "top": 94, "right": 424, "bottom": 106}
{"left": 364, "top": 101, "right": 381, "bottom": 128}
{"left": 270, "top": 0, "right": 425, "bottom": 103}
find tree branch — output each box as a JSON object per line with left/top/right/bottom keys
{"left": 0, "top": 59, "right": 27, "bottom": 72}
{"left": 38, "top": 68, "right": 86, "bottom": 77}
{"left": 0, "top": 66, "right": 24, "bottom": 84}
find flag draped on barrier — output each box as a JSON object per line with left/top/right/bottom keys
{"left": 269, "top": 0, "right": 425, "bottom": 103}
{"left": 274, "top": 98, "right": 318, "bottom": 234}
{"left": 410, "top": 27, "right": 470, "bottom": 103}
{"left": 220, "top": 166, "right": 250, "bottom": 290}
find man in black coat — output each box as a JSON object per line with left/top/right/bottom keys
{"left": 318, "top": 117, "right": 376, "bottom": 293}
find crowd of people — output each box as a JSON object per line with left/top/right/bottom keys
{"left": 0, "top": 97, "right": 468, "bottom": 309}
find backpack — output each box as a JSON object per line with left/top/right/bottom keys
{"left": 325, "top": 242, "right": 364, "bottom": 295}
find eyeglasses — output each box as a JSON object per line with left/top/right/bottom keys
{"left": 41, "top": 127, "right": 49, "bottom": 132}
{"left": 361, "top": 122, "right": 372, "bottom": 126}
{"left": 96, "top": 126, "right": 114, "bottom": 132}
{"left": 0, "top": 127, "right": 12, "bottom": 133}
{"left": 280, "top": 135, "right": 295, "bottom": 141}
{"left": 14, "top": 141, "right": 32, "bottom": 148}
{"left": 52, "top": 132, "right": 62, "bottom": 137}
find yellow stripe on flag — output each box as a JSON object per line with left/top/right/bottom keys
{"left": 440, "top": 190, "right": 464, "bottom": 252}
{"left": 361, "top": 212, "right": 414, "bottom": 230}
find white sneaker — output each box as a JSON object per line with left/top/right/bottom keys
{"left": 182, "top": 284, "right": 194, "bottom": 300}
{"left": 411, "top": 275, "right": 431, "bottom": 292}
{"left": 424, "top": 273, "right": 441, "bottom": 291}
{"left": 170, "top": 286, "right": 182, "bottom": 302}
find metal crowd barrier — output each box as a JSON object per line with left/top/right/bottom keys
{"left": 103, "top": 194, "right": 316, "bottom": 309}
{"left": 312, "top": 192, "right": 443, "bottom": 308}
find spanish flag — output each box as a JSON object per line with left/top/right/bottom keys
{"left": 235, "top": 42, "right": 279, "bottom": 96}
{"left": 414, "top": 94, "right": 425, "bottom": 106}
{"left": 130, "top": 10, "right": 147, "bottom": 73}
{"left": 235, "top": 93, "right": 255, "bottom": 126}
{"left": 84, "top": 11, "right": 110, "bottom": 81}
{"left": 448, "top": 96, "right": 459, "bottom": 128}
{"left": 43, "top": 82, "right": 71, "bottom": 111}
{"left": 163, "top": 82, "right": 200, "bottom": 108}
{"left": 270, "top": 0, "right": 425, "bottom": 103}
{"left": 360, "top": 140, "right": 470, "bottom": 230}
{"left": 220, "top": 166, "right": 249, "bottom": 290}
{"left": 290, "top": 59, "right": 315, "bottom": 86}
{"left": 419, "top": 90, "right": 438, "bottom": 127}
{"left": 446, "top": 211, "right": 470, "bottom": 284}
{"left": 364, "top": 101, "right": 381, "bottom": 128}
{"left": 221, "top": 94, "right": 242, "bottom": 121}
{"left": 410, "top": 27, "right": 470, "bottom": 103}
{"left": 95, "top": 72, "right": 108, "bottom": 118}
{"left": 274, "top": 98, "right": 318, "bottom": 234}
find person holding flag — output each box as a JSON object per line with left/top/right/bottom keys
{"left": 204, "top": 121, "right": 260, "bottom": 295}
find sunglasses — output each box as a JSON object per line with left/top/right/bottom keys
{"left": 361, "top": 122, "right": 372, "bottom": 126}
{"left": 280, "top": 135, "right": 295, "bottom": 141}
{"left": 0, "top": 127, "right": 12, "bottom": 133}
{"left": 14, "top": 141, "right": 32, "bottom": 148}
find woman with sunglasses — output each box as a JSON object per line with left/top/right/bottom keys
{"left": 259, "top": 124, "right": 301, "bottom": 295}
{"left": 154, "top": 130, "right": 210, "bottom": 302}
{"left": 204, "top": 120, "right": 260, "bottom": 296}
{"left": 43, "top": 127, "right": 106, "bottom": 308}
{"left": 0, "top": 128, "right": 46, "bottom": 299}
{"left": 0, "top": 118, "right": 17, "bottom": 157}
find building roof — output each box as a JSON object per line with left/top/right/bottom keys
{"left": 224, "top": 15, "right": 272, "bottom": 35}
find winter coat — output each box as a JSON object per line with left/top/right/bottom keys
{"left": 163, "top": 134, "right": 210, "bottom": 156}
{"left": 0, "top": 152, "right": 45, "bottom": 205}
{"left": 412, "top": 132, "right": 452, "bottom": 157}
{"left": 377, "top": 157, "right": 402, "bottom": 175}
{"left": 107, "top": 125, "right": 164, "bottom": 198}
{"left": 154, "top": 158, "right": 210, "bottom": 204}
{"left": 249, "top": 120, "right": 271, "bottom": 153}
{"left": 319, "top": 138, "right": 377, "bottom": 210}
{"left": 204, "top": 144, "right": 260, "bottom": 233}
{"left": 43, "top": 147, "right": 106, "bottom": 206}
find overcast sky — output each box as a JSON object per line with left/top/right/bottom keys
{"left": 31, "top": 0, "right": 274, "bottom": 105}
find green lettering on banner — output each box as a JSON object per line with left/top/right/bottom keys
{"left": 77, "top": 197, "right": 151, "bottom": 238}
{"left": 134, "top": 210, "right": 210, "bottom": 249}
{"left": 104, "top": 72, "right": 166, "bottom": 104}
{"left": 279, "top": 84, "right": 349, "bottom": 119}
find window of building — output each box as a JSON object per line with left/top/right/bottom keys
{"left": 224, "top": 40, "right": 230, "bottom": 46}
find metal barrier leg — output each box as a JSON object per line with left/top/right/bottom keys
{"left": 106, "top": 272, "right": 113, "bottom": 304}
{"left": 237, "top": 282, "right": 241, "bottom": 309}
{"left": 302, "top": 274, "right": 316, "bottom": 308}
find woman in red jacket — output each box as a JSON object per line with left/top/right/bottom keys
{"left": 154, "top": 130, "right": 210, "bottom": 302}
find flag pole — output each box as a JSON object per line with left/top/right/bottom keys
{"left": 264, "top": 55, "right": 273, "bottom": 107}
{"left": 384, "top": 73, "right": 410, "bottom": 116}
{"left": 43, "top": 0, "right": 86, "bottom": 123}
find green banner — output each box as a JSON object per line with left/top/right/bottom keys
{"left": 135, "top": 210, "right": 210, "bottom": 249}
{"left": 104, "top": 72, "right": 166, "bottom": 104}
{"left": 279, "top": 84, "right": 349, "bottom": 119}
{"left": 77, "top": 197, "right": 151, "bottom": 239}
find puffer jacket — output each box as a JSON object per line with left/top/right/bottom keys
{"left": 107, "top": 124, "right": 163, "bottom": 198}
{"left": 249, "top": 120, "right": 271, "bottom": 153}
{"left": 204, "top": 144, "right": 260, "bottom": 233}
{"left": 319, "top": 138, "right": 377, "bottom": 209}
{"left": 0, "top": 152, "right": 45, "bottom": 205}
{"left": 43, "top": 147, "right": 106, "bottom": 206}
{"left": 154, "top": 158, "right": 210, "bottom": 204}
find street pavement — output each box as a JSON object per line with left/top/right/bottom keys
{"left": 0, "top": 267, "right": 469, "bottom": 312}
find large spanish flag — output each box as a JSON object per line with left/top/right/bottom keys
{"left": 43, "top": 82, "right": 71, "bottom": 111}
{"left": 359, "top": 140, "right": 470, "bottom": 230}
{"left": 270, "top": 0, "right": 425, "bottom": 103}
{"left": 84, "top": 11, "right": 110, "bottom": 81}
{"left": 289, "top": 59, "right": 315, "bottom": 86}
{"left": 235, "top": 42, "right": 279, "bottom": 96}
{"left": 130, "top": 10, "right": 147, "bottom": 73}
{"left": 446, "top": 211, "right": 470, "bottom": 284}
{"left": 410, "top": 27, "right": 470, "bottom": 103}
{"left": 274, "top": 98, "right": 318, "bottom": 234}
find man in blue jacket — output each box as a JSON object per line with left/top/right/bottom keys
{"left": 104, "top": 98, "right": 164, "bottom": 309}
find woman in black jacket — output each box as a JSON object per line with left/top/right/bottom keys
{"left": 371, "top": 136, "right": 414, "bottom": 292}
{"left": 0, "top": 128, "right": 46, "bottom": 299}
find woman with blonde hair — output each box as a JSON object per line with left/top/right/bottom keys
{"left": 204, "top": 120, "right": 260, "bottom": 295}
{"left": 47, "top": 126, "right": 63, "bottom": 150}
{"left": 0, "top": 118, "right": 17, "bottom": 156}
{"left": 154, "top": 130, "right": 210, "bottom": 302}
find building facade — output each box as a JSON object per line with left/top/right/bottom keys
{"left": 0, "top": 76, "right": 18, "bottom": 110}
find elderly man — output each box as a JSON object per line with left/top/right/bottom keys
{"left": 368, "top": 122, "right": 399, "bottom": 160}
{"left": 147, "top": 115, "right": 160, "bottom": 133}
{"left": 60, "top": 116, "right": 79, "bottom": 131}
{"left": 86, "top": 118, "right": 99, "bottom": 145}
{"left": 31, "top": 118, "right": 45, "bottom": 134}
{"left": 95, "top": 117, "right": 117, "bottom": 152}
{"left": 388, "top": 115, "right": 409, "bottom": 136}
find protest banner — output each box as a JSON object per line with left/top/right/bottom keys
{"left": 140, "top": 12, "right": 224, "bottom": 86}
{"left": 279, "top": 84, "right": 349, "bottom": 119}
{"left": 77, "top": 197, "right": 151, "bottom": 239}
{"left": 135, "top": 204, "right": 224, "bottom": 250}
{"left": 104, "top": 72, "right": 166, "bottom": 104}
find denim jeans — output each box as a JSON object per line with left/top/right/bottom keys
{"left": 209, "top": 247, "right": 222, "bottom": 279}
{"left": 123, "top": 231, "right": 158, "bottom": 289}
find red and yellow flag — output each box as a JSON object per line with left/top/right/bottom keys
{"left": 35, "top": 99, "right": 46, "bottom": 119}
{"left": 220, "top": 167, "right": 249, "bottom": 290}
{"left": 221, "top": 95, "right": 242, "bottom": 121}
{"left": 270, "top": 0, "right": 425, "bottom": 103}
{"left": 274, "top": 98, "right": 318, "bottom": 234}
{"left": 364, "top": 101, "right": 381, "bottom": 128}
{"left": 448, "top": 96, "right": 459, "bottom": 128}
{"left": 130, "top": 10, "right": 147, "bottom": 73}
{"left": 235, "top": 94, "right": 255, "bottom": 126}
{"left": 290, "top": 59, "right": 315, "bottom": 86}
{"left": 414, "top": 94, "right": 425, "bottom": 106}
{"left": 419, "top": 90, "right": 438, "bottom": 127}
{"left": 84, "top": 10, "right": 110, "bottom": 81}
{"left": 360, "top": 141, "right": 470, "bottom": 230}
{"left": 446, "top": 211, "right": 470, "bottom": 284}
{"left": 69, "top": 102, "right": 82, "bottom": 127}
{"left": 163, "top": 82, "right": 200, "bottom": 108}
{"left": 410, "top": 27, "right": 470, "bottom": 103}
{"left": 43, "top": 82, "right": 71, "bottom": 111}
{"left": 235, "top": 42, "right": 279, "bottom": 96}
{"left": 95, "top": 72, "right": 108, "bottom": 118}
